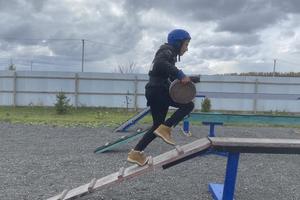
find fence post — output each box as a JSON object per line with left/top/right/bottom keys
{"left": 13, "top": 71, "right": 17, "bottom": 107}
{"left": 134, "top": 75, "right": 138, "bottom": 111}
{"left": 253, "top": 78, "right": 258, "bottom": 113}
{"left": 75, "top": 73, "right": 79, "bottom": 109}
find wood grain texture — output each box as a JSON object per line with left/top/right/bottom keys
{"left": 210, "top": 137, "right": 300, "bottom": 154}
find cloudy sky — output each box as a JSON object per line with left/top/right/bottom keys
{"left": 0, "top": 0, "right": 300, "bottom": 74}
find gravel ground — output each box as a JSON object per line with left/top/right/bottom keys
{"left": 1, "top": 122, "right": 300, "bottom": 200}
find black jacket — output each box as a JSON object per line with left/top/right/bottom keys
{"left": 146, "top": 44, "right": 180, "bottom": 91}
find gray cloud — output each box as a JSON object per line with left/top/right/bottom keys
{"left": 124, "top": 0, "right": 246, "bottom": 21}
{"left": 200, "top": 33, "right": 261, "bottom": 47}
{"left": 0, "top": 0, "right": 300, "bottom": 73}
{"left": 278, "top": 0, "right": 300, "bottom": 13}
{"left": 124, "top": 0, "right": 298, "bottom": 33}
{"left": 215, "top": 9, "right": 280, "bottom": 33}
{"left": 0, "top": 0, "right": 143, "bottom": 62}
{"left": 199, "top": 46, "right": 257, "bottom": 60}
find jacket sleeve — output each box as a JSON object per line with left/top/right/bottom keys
{"left": 152, "top": 49, "right": 186, "bottom": 80}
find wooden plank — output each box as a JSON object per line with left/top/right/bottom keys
{"left": 118, "top": 167, "right": 125, "bottom": 179}
{"left": 93, "top": 172, "right": 119, "bottom": 189}
{"left": 64, "top": 183, "right": 90, "bottom": 199}
{"left": 58, "top": 190, "right": 68, "bottom": 200}
{"left": 153, "top": 138, "right": 211, "bottom": 166}
{"left": 47, "top": 183, "right": 90, "bottom": 200}
{"left": 49, "top": 137, "right": 300, "bottom": 200}
{"left": 162, "top": 148, "right": 210, "bottom": 170}
{"left": 88, "top": 178, "right": 97, "bottom": 192}
{"left": 47, "top": 138, "right": 211, "bottom": 200}
{"left": 175, "top": 145, "right": 184, "bottom": 155}
{"left": 147, "top": 156, "right": 154, "bottom": 166}
{"left": 210, "top": 137, "right": 300, "bottom": 154}
{"left": 118, "top": 138, "right": 211, "bottom": 179}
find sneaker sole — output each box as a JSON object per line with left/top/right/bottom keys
{"left": 154, "top": 131, "right": 176, "bottom": 145}
{"left": 127, "top": 157, "right": 148, "bottom": 167}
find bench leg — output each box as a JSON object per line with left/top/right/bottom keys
{"left": 209, "top": 152, "right": 240, "bottom": 200}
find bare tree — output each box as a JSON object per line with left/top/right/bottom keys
{"left": 116, "top": 61, "right": 138, "bottom": 74}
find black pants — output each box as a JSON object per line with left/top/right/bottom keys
{"left": 134, "top": 87, "right": 194, "bottom": 151}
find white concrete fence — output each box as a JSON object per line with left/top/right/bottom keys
{"left": 0, "top": 71, "right": 299, "bottom": 113}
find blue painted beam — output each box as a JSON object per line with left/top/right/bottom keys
{"left": 209, "top": 183, "right": 225, "bottom": 200}
{"left": 209, "top": 152, "right": 239, "bottom": 200}
{"left": 94, "top": 129, "right": 148, "bottom": 153}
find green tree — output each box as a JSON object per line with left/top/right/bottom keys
{"left": 54, "top": 92, "right": 71, "bottom": 114}
{"left": 201, "top": 98, "right": 211, "bottom": 112}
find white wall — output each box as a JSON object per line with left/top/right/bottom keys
{"left": 0, "top": 71, "right": 299, "bottom": 113}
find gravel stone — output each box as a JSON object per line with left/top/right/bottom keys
{"left": 1, "top": 122, "right": 300, "bottom": 200}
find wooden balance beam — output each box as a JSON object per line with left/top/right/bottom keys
{"left": 46, "top": 137, "right": 300, "bottom": 200}
{"left": 209, "top": 137, "right": 300, "bottom": 200}
{"left": 211, "top": 137, "right": 300, "bottom": 154}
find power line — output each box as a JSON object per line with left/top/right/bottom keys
{"left": 0, "top": 37, "right": 134, "bottom": 52}
{"left": 0, "top": 37, "right": 81, "bottom": 41}
{"left": 0, "top": 37, "right": 150, "bottom": 72}
{"left": 1, "top": 37, "right": 123, "bottom": 48}
{"left": 85, "top": 39, "right": 122, "bottom": 48}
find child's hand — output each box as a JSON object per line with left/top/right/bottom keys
{"left": 180, "top": 76, "right": 191, "bottom": 84}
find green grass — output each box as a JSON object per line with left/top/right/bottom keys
{"left": 0, "top": 106, "right": 152, "bottom": 128}
{"left": 0, "top": 106, "right": 299, "bottom": 128}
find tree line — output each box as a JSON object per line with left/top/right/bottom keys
{"left": 226, "top": 72, "right": 300, "bottom": 77}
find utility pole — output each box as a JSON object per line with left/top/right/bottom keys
{"left": 81, "top": 39, "right": 85, "bottom": 72}
{"left": 9, "top": 58, "right": 15, "bottom": 71}
{"left": 273, "top": 59, "right": 276, "bottom": 77}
